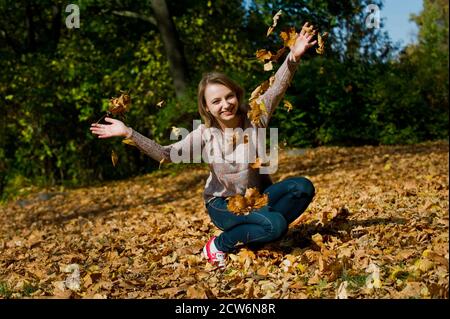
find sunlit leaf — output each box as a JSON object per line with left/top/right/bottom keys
{"left": 266, "top": 10, "right": 282, "bottom": 36}
{"left": 111, "top": 150, "right": 118, "bottom": 167}
{"left": 280, "top": 27, "right": 298, "bottom": 48}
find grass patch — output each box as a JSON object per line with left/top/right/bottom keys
{"left": 0, "top": 282, "right": 12, "bottom": 298}
{"left": 341, "top": 269, "right": 368, "bottom": 291}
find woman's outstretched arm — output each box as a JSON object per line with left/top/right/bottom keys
{"left": 258, "top": 22, "right": 317, "bottom": 127}
{"left": 90, "top": 117, "right": 201, "bottom": 163}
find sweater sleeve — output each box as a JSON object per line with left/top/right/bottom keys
{"left": 128, "top": 124, "right": 204, "bottom": 163}
{"left": 257, "top": 51, "right": 300, "bottom": 127}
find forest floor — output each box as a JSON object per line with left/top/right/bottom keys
{"left": 0, "top": 140, "right": 448, "bottom": 299}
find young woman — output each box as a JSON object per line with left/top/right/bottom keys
{"left": 90, "top": 23, "right": 317, "bottom": 269}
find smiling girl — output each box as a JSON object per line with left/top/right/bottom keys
{"left": 90, "top": 22, "right": 317, "bottom": 269}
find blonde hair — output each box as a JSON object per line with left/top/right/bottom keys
{"left": 197, "top": 72, "right": 247, "bottom": 128}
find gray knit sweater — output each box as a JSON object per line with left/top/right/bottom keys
{"left": 129, "top": 52, "right": 300, "bottom": 203}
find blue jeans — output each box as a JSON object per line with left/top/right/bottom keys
{"left": 206, "top": 176, "right": 315, "bottom": 252}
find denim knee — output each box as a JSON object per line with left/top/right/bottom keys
{"left": 260, "top": 212, "right": 287, "bottom": 241}
{"left": 287, "top": 177, "right": 315, "bottom": 199}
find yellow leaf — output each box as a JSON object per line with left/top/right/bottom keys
{"left": 296, "top": 263, "right": 307, "bottom": 273}
{"left": 259, "top": 101, "right": 268, "bottom": 114}
{"left": 111, "top": 150, "right": 118, "bottom": 167}
{"left": 159, "top": 158, "right": 166, "bottom": 169}
{"left": 283, "top": 100, "right": 293, "bottom": 112}
{"left": 315, "top": 32, "right": 328, "bottom": 55}
{"left": 156, "top": 100, "right": 165, "bottom": 108}
{"left": 280, "top": 27, "right": 298, "bottom": 48}
{"left": 122, "top": 138, "right": 136, "bottom": 146}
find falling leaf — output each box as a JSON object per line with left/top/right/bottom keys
{"left": 283, "top": 100, "right": 293, "bottom": 112}
{"left": 266, "top": 10, "right": 282, "bottom": 36}
{"left": 111, "top": 150, "right": 118, "bottom": 167}
{"left": 256, "top": 49, "right": 273, "bottom": 62}
{"left": 122, "top": 138, "right": 136, "bottom": 147}
{"left": 159, "top": 158, "right": 166, "bottom": 169}
{"left": 156, "top": 100, "right": 165, "bottom": 108}
{"left": 247, "top": 100, "right": 268, "bottom": 126}
{"left": 264, "top": 61, "right": 273, "bottom": 71}
{"left": 109, "top": 93, "right": 131, "bottom": 116}
{"left": 316, "top": 32, "right": 329, "bottom": 55}
{"left": 280, "top": 27, "right": 298, "bottom": 48}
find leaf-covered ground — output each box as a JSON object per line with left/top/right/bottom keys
{"left": 1, "top": 141, "right": 448, "bottom": 299}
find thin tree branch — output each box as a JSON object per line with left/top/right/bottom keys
{"left": 111, "top": 10, "right": 157, "bottom": 25}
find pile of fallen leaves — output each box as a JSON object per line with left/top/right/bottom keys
{"left": 227, "top": 188, "right": 268, "bottom": 215}
{"left": 0, "top": 141, "right": 448, "bottom": 299}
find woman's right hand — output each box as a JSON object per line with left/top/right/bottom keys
{"left": 90, "top": 117, "right": 131, "bottom": 139}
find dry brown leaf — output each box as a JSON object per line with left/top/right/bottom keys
{"left": 109, "top": 93, "right": 131, "bottom": 116}
{"left": 227, "top": 194, "right": 248, "bottom": 215}
{"left": 227, "top": 187, "right": 269, "bottom": 215}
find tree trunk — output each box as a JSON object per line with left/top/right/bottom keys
{"left": 25, "top": 4, "right": 36, "bottom": 52}
{"left": 150, "top": 0, "right": 189, "bottom": 98}
{"left": 50, "top": 4, "right": 62, "bottom": 51}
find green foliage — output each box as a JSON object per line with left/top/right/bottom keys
{"left": 0, "top": 281, "right": 12, "bottom": 298}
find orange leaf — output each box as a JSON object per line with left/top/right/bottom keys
{"left": 109, "top": 93, "right": 131, "bottom": 116}
{"left": 256, "top": 49, "right": 273, "bottom": 62}
{"left": 280, "top": 27, "right": 298, "bottom": 48}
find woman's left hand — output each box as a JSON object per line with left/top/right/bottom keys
{"left": 290, "top": 22, "right": 318, "bottom": 61}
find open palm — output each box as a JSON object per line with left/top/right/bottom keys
{"left": 90, "top": 117, "right": 130, "bottom": 138}
{"left": 291, "top": 22, "right": 318, "bottom": 60}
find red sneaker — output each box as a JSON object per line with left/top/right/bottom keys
{"left": 203, "top": 236, "right": 226, "bottom": 269}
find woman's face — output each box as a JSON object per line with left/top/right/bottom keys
{"left": 204, "top": 83, "right": 239, "bottom": 125}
